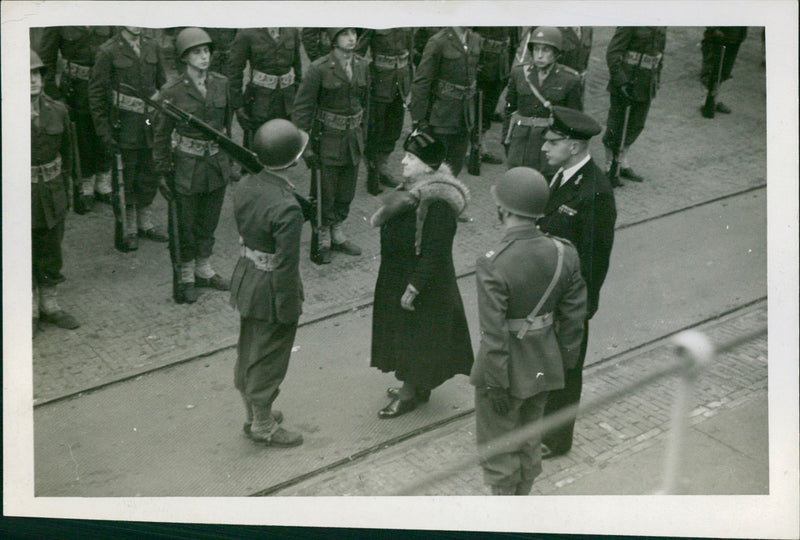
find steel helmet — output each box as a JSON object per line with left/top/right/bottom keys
{"left": 529, "top": 26, "right": 563, "bottom": 52}
{"left": 31, "top": 49, "right": 44, "bottom": 71}
{"left": 326, "top": 27, "right": 354, "bottom": 42}
{"left": 491, "top": 167, "right": 550, "bottom": 218}
{"left": 253, "top": 119, "right": 310, "bottom": 170}
{"left": 175, "top": 27, "right": 215, "bottom": 59}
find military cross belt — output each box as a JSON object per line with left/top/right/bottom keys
{"left": 436, "top": 80, "right": 477, "bottom": 100}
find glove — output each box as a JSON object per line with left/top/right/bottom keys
{"left": 236, "top": 107, "right": 253, "bottom": 132}
{"left": 158, "top": 176, "right": 175, "bottom": 202}
{"left": 302, "top": 148, "right": 320, "bottom": 169}
{"left": 400, "top": 283, "right": 418, "bottom": 311}
{"left": 619, "top": 83, "right": 634, "bottom": 102}
{"left": 411, "top": 120, "right": 428, "bottom": 133}
{"left": 487, "top": 386, "right": 511, "bottom": 416}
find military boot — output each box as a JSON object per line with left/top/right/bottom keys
{"left": 241, "top": 394, "right": 283, "bottom": 436}
{"left": 249, "top": 403, "right": 303, "bottom": 447}
{"left": 137, "top": 205, "right": 169, "bottom": 242}
{"left": 315, "top": 225, "right": 332, "bottom": 264}
{"left": 366, "top": 161, "right": 383, "bottom": 195}
{"left": 94, "top": 170, "right": 113, "bottom": 203}
{"left": 331, "top": 221, "right": 361, "bottom": 256}
{"left": 376, "top": 154, "right": 400, "bottom": 188}
{"left": 195, "top": 257, "right": 229, "bottom": 290}
{"left": 701, "top": 91, "right": 716, "bottom": 119}
{"left": 175, "top": 261, "right": 200, "bottom": 304}
{"left": 38, "top": 286, "right": 80, "bottom": 330}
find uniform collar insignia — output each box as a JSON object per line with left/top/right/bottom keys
{"left": 574, "top": 173, "right": 583, "bottom": 186}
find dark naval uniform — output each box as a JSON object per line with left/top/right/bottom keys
{"left": 504, "top": 62, "right": 582, "bottom": 175}
{"left": 602, "top": 27, "right": 667, "bottom": 160}
{"left": 39, "top": 26, "right": 114, "bottom": 200}
{"left": 473, "top": 27, "right": 513, "bottom": 134}
{"left": 89, "top": 31, "right": 166, "bottom": 238}
{"left": 357, "top": 28, "right": 413, "bottom": 189}
{"left": 153, "top": 71, "right": 233, "bottom": 268}
{"left": 292, "top": 50, "right": 370, "bottom": 228}
{"left": 226, "top": 27, "right": 303, "bottom": 141}
{"left": 410, "top": 27, "right": 481, "bottom": 177}
{"left": 230, "top": 170, "right": 304, "bottom": 416}
{"left": 471, "top": 225, "right": 587, "bottom": 494}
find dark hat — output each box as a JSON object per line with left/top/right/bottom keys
{"left": 548, "top": 106, "right": 602, "bottom": 140}
{"left": 403, "top": 130, "right": 446, "bottom": 170}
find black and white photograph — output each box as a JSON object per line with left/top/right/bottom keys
{"left": 3, "top": 1, "right": 798, "bottom": 538}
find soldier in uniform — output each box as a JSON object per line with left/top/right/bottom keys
{"left": 537, "top": 106, "right": 616, "bottom": 459}
{"left": 153, "top": 28, "right": 232, "bottom": 304}
{"left": 229, "top": 119, "right": 309, "bottom": 448}
{"left": 503, "top": 27, "right": 582, "bottom": 176}
{"left": 602, "top": 26, "right": 667, "bottom": 183}
{"left": 471, "top": 167, "right": 587, "bottom": 495}
{"left": 356, "top": 28, "right": 413, "bottom": 195}
{"left": 30, "top": 50, "right": 80, "bottom": 333}
{"left": 558, "top": 26, "right": 593, "bottom": 104}
{"left": 292, "top": 27, "right": 368, "bottom": 263}
{"left": 226, "top": 27, "right": 303, "bottom": 147}
{"left": 410, "top": 27, "right": 481, "bottom": 178}
{"left": 39, "top": 25, "right": 115, "bottom": 213}
{"left": 89, "top": 26, "right": 168, "bottom": 252}
{"left": 700, "top": 27, "right": 748, "bottom": 118}
{"left": 473, "top": 27, "right": 513, "bottom": 165}
{"left": 205, "top": 28, "right": 237, "bottom": 75}
{"left": 301, "top": 27, "right": 332, "bottom": 63}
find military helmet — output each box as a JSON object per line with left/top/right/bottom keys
{"left": 491, "top": 167, "right": 550, "bottom": 218}
{"left": 253, "top": 119, "right": 310, "bottom": 170}
{"left": 175, "top": 27, "right": 215, "bottom": 59}
{"left": 31, "top": 49, "right": 44, "bottom": 71}
{"left": 326, "top": 27, "right": 354, "bottom": 42}
{"left": 528, "top": 26, "right": 563, "bottom": 52}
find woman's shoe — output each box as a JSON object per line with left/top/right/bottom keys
{"left": 378, "top": 397, "right": 417, "bottom": 419}
{"left": 387, "top": 387, "right": 430, "bottom": 403}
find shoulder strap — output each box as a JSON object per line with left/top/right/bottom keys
{"left": 516, "top": 237, "right": 564, "bottom": 339}
{"left": 522, "top": 64, "right": 552, "bottom": 110}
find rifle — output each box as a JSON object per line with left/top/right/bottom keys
{"left": 121, "top": 83, "right": 315, "bottom": 221}
{"left": 607, "top": 102, "right": 630, "bottom": 187}
{"left": 702, "top": 44, "right": 726, "bottom": 119}
{"left": 68, "top": 121, "right": 81, "bottom": 213}
{"left": 309, "top": 164, "right": 326, "bottom": 265}
{"left": 165, "top": 176, "right": 182, "bottom": 303}
{"left": 467, "top": 90, "right": 483, "bottom": 176}
{"left": 112, "top": 84, "right": 128, "bottom": 250}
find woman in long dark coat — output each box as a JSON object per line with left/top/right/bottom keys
{"left": 370, "top": 131, "right": 474, "bottom": 418}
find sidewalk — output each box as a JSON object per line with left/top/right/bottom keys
{"left": 30, "top": 27, "right": 767, "bottom": 404}
{"left": 273, "top": 302, "right": 768, "bottom": 496}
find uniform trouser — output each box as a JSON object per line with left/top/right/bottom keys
{"left": 432, "top": 130, "right": 470, "bottom": 177}
{"left": 602, "top": 90, "right": 651, "bottom": 151}
{"left": 320, "top": 162, "right": 358, "bottom": 226}
{"left": 542, "top": 320, "right": 590, "bottom": 455}
{"left": 365, "top": 95, "right": 406, "bottom": 159}
{"left": 119, "top": 148, "right": 159, "bottom": 208}
{"left": 475, "top": 388, "right": 549, "bottom": 490}
{"left": 32, "top": 219, "right": 65, "bottom": 287}
{"left": 70, "top": 108, "right": 110, "bottom": 177}
{"left": 234, "top": 318, "right": 298, "bottom": 408}
{"left": 175, "top": 186, "right": 226, "bottom": 263}
{"left": 701, "top": 39, "right": 742, "bottom": 88}
{"left": 505, "top": 125, "right": 557, "bottom": 177}
{"left": 477, "top": 75, "right": 507, "bottom": 132}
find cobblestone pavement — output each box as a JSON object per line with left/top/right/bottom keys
{"left": 273, "top": 302, "right": 767, "bottom": 496}
{"left": 32, "top": 27, "right": 766, "bottom": 403}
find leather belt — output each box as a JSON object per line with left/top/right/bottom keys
{"left": 31, "top": 156, "right": 62, "bottom": 184}
{"left": 481, "top": 37, "right": 509, "bottom": 54}
{"left": 506, "top": 312, "right": 553, "bottom": 337}
{"left": 111, "top": 90, "right": 147, "bottom": 114}
{"left": 316, "top": 109, "right": 363, "bottom": 130}
{"left": 175, "top": 134, "right": 220, "bottom": 157}
{"left": 240, "top": 241, "right": 276, "bottom": 272}
{"left": 373, "top": 52, "right": 409, "bottom": 70}
{"left": 503, "top": 112, "right": 552, "bottom": 144}
{"left": 65, "top": 61, "right": 92, "bottom": 81}
{"left": 251, "top": 67, "right": 296, "bottom": 90}
{"left": 436, "top": 79, "right": 476, "bottom": 100}
{"left": 625, "top": 51, "right": 662, "bottom": 70}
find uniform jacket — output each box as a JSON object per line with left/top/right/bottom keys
{"left": 31, "top": 94, "right": 73, "bottom": 230}
{"left": 301, "top": 28, "right": 332, "bottom": 63}
{"left": 473, "top": 27, "right": 513, "bottom": 82}
{"left": 410, "top": 27, "right": 481, "bottom": 133}
{"left": 39, "top": 26, "right": 114, "bottom": 109}
{"left": 470, "top": 224, "right": 587, "bottom": 399}
{"left": 226, "top": 28, "right": 303, "bottom": 114}
{"left": 205, "top": 28, "right": 238, "bottom": 74}
{"left": 230, "top": 170, "right": 304, "bottom": 324}
{"left": 538, "top": 158, "right": 616, "bottom": 319}
{"left": 89, "top": 33, "right": 166, "bottom": 149}
{"left": 606, "top": 26, "right": 667, "bottom": 102}
{"left": 291, "top": 51, "right": 370, "bottom": 166}
{"left": 153, "top": 71, "right": 233, "bottom": 195}
{"left": 559, "top": 27, "right": 594, "bottom": 73}
{"left": 356, "top": 28, "right": 413, "bottom": 104}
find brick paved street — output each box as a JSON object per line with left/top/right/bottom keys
{"left": 32, "top": 26, "right": 766, "bottom": 406}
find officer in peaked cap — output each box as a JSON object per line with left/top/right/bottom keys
{"left": 471, "top": 167, "right": 587, "bottom": 495}
{"left": 537, "top": 105, "right": 616, "bottom": 460}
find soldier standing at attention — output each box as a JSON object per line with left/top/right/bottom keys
{"left": 31, "top": 50, "right": 80, "bottom": 333}
{"left": 226, "top": 27, "right": 303, "bottom": 147}
{"left": 356, "top": 28, "right": 412, "bottom": 195}
{"left": 230, "top": 119, "right": 310, "bottom": 448}
{"left": 503, "top": 27, "right": 582, "bottom": 177}
{"left": 153, "top": 28, "right": 232, "bottom": 304}
{"left": 602, "top": 26, "right": 667, "bottom": 183}
{"left": 537, "top": 106, "right": 616, "bottom": 459}
{"left": 301, "top": 28, "right": 332, "bottom": 63}
{"left": 471, "top": 167, "right": 587, "bottom": 495}
{"left": 410, "top": 26, "right": 481, "bottom": 178}
{"left": 473, "top": 27, "right": 513, "bottom": 165}
{"left": 292, "top": 27, "right": 368, "bottom": 263}
{"left": 700, "top": 27, "right": 748, "bottom": 118}
{"left": 39, "top": 26, "right": 115, "bottom": 214}
{"left": 89, "top": 26, "right": 168, "bottom": 252}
